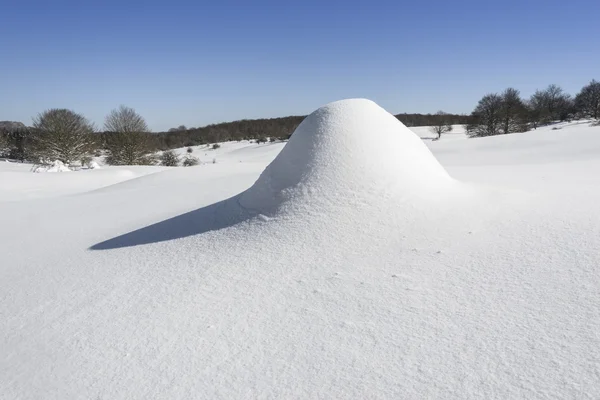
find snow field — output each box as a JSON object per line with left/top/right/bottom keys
{"left": 1, "top": 100, "right": 599, "bottom": 399}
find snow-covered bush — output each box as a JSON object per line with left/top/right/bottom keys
{"left": 32, "top": 160, "right": 71, "bottom": 173}
{"left": 160, "top": 150, "right": 180, "bottom": 166}
{"left": 88, "top": 160, "right": 101, "bottom": 169}
{"left": 183, "top": 156, "right": 199, "bottom": 167}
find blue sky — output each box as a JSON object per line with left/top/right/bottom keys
{"left": 1, "top": 0, "right": 599, "bottom": 131}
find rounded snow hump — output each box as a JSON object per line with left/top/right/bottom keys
{"left": 239, "top": 99, "right": 453, "bottom": 215}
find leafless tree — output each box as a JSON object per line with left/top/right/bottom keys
{"left": 468, "top": 94, "right": 503, "bottom": 137}
{"left": 429, "top": 111, "right": 453, "bottom": 139}
{"left": 529, "top": 84, "right": 573, "bottom": 126}
{"left": 575, "top": 80, "right": 600, "bottom": 120}
{"left": 32, "top": 109, "right": 97, "bottom": 164}
{"left": 500, "top": 88, "right": 528, "bottom": 134}
{"left": 104, "top": 105, "right": 156, "bottom": 165}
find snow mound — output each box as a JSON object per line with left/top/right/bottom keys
{"left": 88, "top": 161, "right": 101, "bottom": 169}
{"left": 239, "top": 99, "right": 452, "bottom": 214}
{"left": 32, "top": 160, "right": 71, "bottom": 173}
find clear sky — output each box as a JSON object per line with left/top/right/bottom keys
{"left": 1, "top": 0, "right": 599, "bottom": 131}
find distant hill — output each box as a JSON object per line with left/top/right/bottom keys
{"left": 0, "top": 121, "right": 27, "bottom": 131}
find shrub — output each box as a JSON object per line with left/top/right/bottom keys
{"left": 183, "top": 156, "right": 199, "bottom": 167}
{"left": 187, "top": 147, "right": 193, "bottom": 153}
{"left": 212, "top": 143, "right": 220, "bottom": 150}
{"left": 160, "top": 150, "right": 180, "bottom": 166}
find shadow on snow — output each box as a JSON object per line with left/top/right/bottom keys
{"left": 90, "top": 196, "right": 254, "bottom": 250}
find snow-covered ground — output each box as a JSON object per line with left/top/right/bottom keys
{"left": 1, "top": 100, "right": 599, "bottom": 399}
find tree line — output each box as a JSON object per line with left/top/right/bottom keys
{"left": 1, "top": 80, "right": 597, "bottom": 166}
{"left": 0, "top": 106, "right": 159, "bottom": 166}
{"left": 462, "top": 80, "right": 600, "bottom": 138}
{"left": 0, "top": 108, "right": 472, "bottom": 165}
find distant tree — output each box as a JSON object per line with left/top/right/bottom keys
{"left": 32, "top": 109, "right": 96, "bottom": 164}
{"left": 104, "top": 105, "right": 156, "bottom": 165}
{"left": 468, "top": 94, "right": 503, "bottom": 137}
{"left": 429, "top": 111, "right": 453, "bottom": 139}
{"left": 527, "top": 90, "right": 546, "bottom": 129}
{"left": 529, "top": 84, "right": 573, "bottom": 126}
{"left": 0, "top": 130, "right": 10, "bottom": 156}
{"left": 575, "top": 80, "right": 600, "bottom": 120}
{"left": 546, "top": 84, "right": 573, "bottom": 121}
{"left": 168, "top": 127, "right": 179, "bottom": 133}
{"left": 160, "top": 149, "right": 180, "bottom": 166}
{"left": 499, "top": 88, "right": 528, "bottom": 134}
{"left": 177, "top": 125, "right": 187, "bottom": 131}
{"left": 3, "top": 127, "right": 35, "bottom": 161}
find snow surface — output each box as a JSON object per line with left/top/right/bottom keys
{"left": 1, "top": 100, "right": 600, "bottom": 399}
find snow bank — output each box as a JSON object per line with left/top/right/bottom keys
{"left": 240, "top": 99, "right": 452, "bottom": 214}
{"left": 32, "top": 160, "right": 71, "bottom": 173}
{"left": 88, "top": 160, "right": 101, "bottom": 169}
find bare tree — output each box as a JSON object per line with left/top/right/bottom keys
{"left": 529, "top": 85, "right": 573, "bottom": 126}
{"left": 527, "top": 90, "right": 546, "bottom": 129}
{"left": 468, "top": 94, "right": 503, "bottom": 137}
{"left": 545, "top": 84, "right": 572, "bottom": 121}
{"left": 500, "top": 88, "right": 528, "bottom": 134}
{"left": 575, "top": 80, "right": 600, "bottom": 120}
{"left": 32, "top": 109, "right": 96, "bottom": 164}
{"left": 104, "top": 105, "right": 156, "bottom": 165}
{"left": 429, "top": 111, "right": 453, "bottom": 139}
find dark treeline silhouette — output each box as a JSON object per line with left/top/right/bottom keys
{"left": 396, "top": 113, "right": 473, "bottom": 127}
{"left": 154, "top": 116, "right": 306, "bottom": 150}
{"left": 150, "top": 112, "right": 473, "bottom": 150}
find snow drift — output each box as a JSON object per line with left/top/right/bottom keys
{"left": 240, "top": 99, "right": 453, "bottom": 215}
{"left": 32, "top": 160, "right": 71, "bottom": 173}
